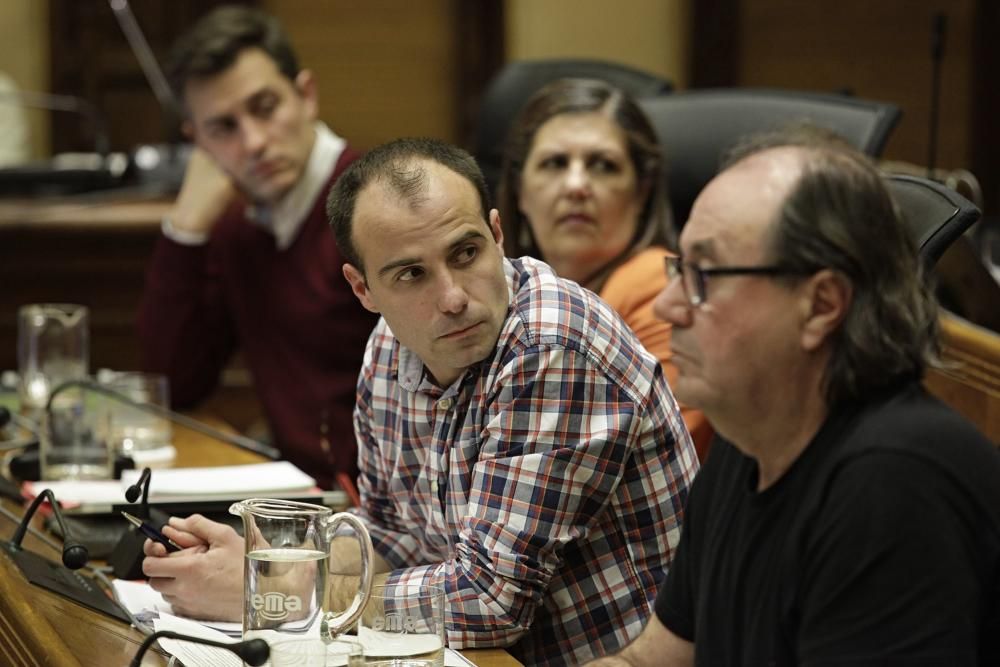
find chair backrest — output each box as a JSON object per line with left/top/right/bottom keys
{"left": 638, "top": 88, "right": 901, "bottom": 227}
{"left": 884, "top": 173, "right": 982, "bottom": 267}
{"left": 475, "top": 58, "right": 673, "bottom": 200}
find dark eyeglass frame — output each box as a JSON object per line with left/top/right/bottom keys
{"left": 664, "top": 256, "right": 816, "bottom": 306}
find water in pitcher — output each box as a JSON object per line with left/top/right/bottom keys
{"left": 244, "top": 547, "right": 327, "bottom": 636}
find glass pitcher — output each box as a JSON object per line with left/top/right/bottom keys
{"left": 17, "top": 303, "right": 89, "bottom": 415}
{"left": 230, "top": 498, "right": 374, "bottom": 646}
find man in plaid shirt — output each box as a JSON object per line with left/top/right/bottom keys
{"left": 329, "top": 138, "right": 698, "bottom": 665}
{"left": 142, "top": 138, "right": 697, "bottom": 665}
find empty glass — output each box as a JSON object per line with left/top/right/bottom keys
{"left": 102, "top": 371, "right": 172, "bottom": 457}
{"left": 358, "top": 584, "right": 445, "bottom": 667}
{"left": 38, "top": 384, "right": 113, "bottom": 481}
{"left": 17, "top": 303, "right": 89, "bottom": 415}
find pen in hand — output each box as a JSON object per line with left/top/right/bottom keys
{"left": 121, "top": 511, "right": 182, "bottom": 553}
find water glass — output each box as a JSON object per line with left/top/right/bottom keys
{"left": 38, "top": 385, "right": 113, "bottom": 481}
{"left": 358, "top": 584, "right": 445, "bottom": 667}
{"left": 102, "top": 371, "right": 172, "bottom": 456}
{"left": 17, "top": 303, "right": 89, "bottom": 415}
{"left": 268, "top": 637, "right": 364, "bottom": 667}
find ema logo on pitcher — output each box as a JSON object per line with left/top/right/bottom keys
{"left": 251, "top": 592, "right": 303, "bottom": 621}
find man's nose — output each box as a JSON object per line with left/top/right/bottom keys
{"left": 653, "top": 272, "right": 694, "bottom": 328}
{"left": 241, "top": 117, "right": 268, "bottom": 155}
{"left": 437, "top": 272, "right": 469, "bottom": 314}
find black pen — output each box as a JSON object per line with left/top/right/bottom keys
{"left": 121, "top": 511, "right": 182, "bottom": 552}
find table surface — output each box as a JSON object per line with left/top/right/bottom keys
{"left": 0, "top": 417, "right": 521, "bottom": 666}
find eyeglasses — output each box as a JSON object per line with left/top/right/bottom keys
{"left": 664, "top": 256, "right": 816, "bottom": 307}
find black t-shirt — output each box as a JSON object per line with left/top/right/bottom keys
{"left": 655, "top": 383, "right": 1000, "bottom": 666}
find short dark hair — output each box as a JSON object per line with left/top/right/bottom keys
{"left": 166, "top": 5, "right": 299, "bottom": 108}
{"left": 497, "top": 78, "right": 673, "bottom": 268}
{"left": 326, "top": 138, "right": 491, "bottom": 275}
{"left": 728, "top": 126, "right": 939, "bottom": 407}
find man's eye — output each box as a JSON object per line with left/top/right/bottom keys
{"left": 396, "top": 267, "right": 423, "bottom": 283}
{"left": 205, "top": 120, "right": 237, "bottom": 139}
{"left": 250, "top": 94, "right": 279, "bottom": 119}
{"left": 454, "top": 246, "right": 478, "bottom": 264}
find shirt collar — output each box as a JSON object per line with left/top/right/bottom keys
{"left": 246, "top": 122, "right": 346, "bottom": 250}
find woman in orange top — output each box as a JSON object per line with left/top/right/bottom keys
{"left": 497, "top": 78, "right": 712, "bottom": 460}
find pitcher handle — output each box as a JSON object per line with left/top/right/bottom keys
{"left": 321, "top": 512, "right": 374, "bottom": 640}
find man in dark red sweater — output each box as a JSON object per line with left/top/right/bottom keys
{"left": 137, "top": 6, "right": 377, "bottom": 488}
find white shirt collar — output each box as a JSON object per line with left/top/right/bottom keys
{"left": 247, "top": 122, "right": 346, "bottom": 250}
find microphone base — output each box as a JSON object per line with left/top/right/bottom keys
{"left": 0, "top": 541, "right": 131, "bottom": 624}
{"left": 109, "top": 507, "right": 170, "bottom": 579}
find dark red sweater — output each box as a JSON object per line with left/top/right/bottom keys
{"left": 137, "top": 148, "right": 377, "bottom": 486}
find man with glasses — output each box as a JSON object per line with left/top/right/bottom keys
{"left": 591, "top": 128, "right": 1000, "bottom": 665}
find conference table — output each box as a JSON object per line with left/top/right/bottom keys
{"left": 0, "top": 416, "right": 521, "bottom": 666}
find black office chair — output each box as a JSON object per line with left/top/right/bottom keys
{"left": 638, "top": 88, "right": 901, "bottom": 227}
{"left": 475, "top": 58, "right": 673, "bottom": 199}
{"left": 884, "top": 173, "right": 982, "bottom": 267}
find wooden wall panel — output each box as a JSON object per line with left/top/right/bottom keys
{"left": 734, "top": 1, "right": 977, "bottom": 176}
{"left": 264, "top": 0, "right": 462, "bottom": 149}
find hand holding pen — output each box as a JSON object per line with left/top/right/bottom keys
{"left": 122, "top": 511, "right": 182, "bottom": 553}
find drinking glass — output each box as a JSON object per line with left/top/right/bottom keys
{"left": 358, "top": 584, "right": 445, "bottom": 667}
{"left": 38, "top": 384, "right": 113, "bottom": 481}
{"left": 268, "top": 637, "right": 364, "bottom": 667}
{"left": 102, "top": 371, "right": 172, "bottom": 457}
{"left": 17, "top": 303, "right": 89, "bottom": 415}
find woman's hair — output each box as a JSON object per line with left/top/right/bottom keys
{"left": 496, "top": 78, "right": 673, "bottom": 277}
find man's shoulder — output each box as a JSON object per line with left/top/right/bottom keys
{"left": 826, "top": 383, "right": 1000, "bottom": 508}
{"left": 503, "top": 257, "right": 662, "bottom": 388}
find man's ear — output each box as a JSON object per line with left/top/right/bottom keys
{"left": 489, "top": 209, "right": 504, "bottom": 249}
{"left": 343, "top": 263, "right": 379, "bottom": 314}
{"left": 181, "top": 119, "right": 196, "bottom": 142}
{"left": 799, "top": 269, "right": 852, "bottom": 352}
{"left": 294, "top": 69, "right": 319, "bottom": 121}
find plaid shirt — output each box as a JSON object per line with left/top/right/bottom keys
{"left": 353, "top": 257, "right": 698, "bottom": 666}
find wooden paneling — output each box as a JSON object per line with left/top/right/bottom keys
{"left": 735, "top": 1, "right": 976, "bottom": 171}
{"left": 925, "top": 312, "right": 1000, "bottom": 444}
{"left": 264, "top": 0, "right": 463, "bottom": 149}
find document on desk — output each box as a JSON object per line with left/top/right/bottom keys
{"left": 24, "top": 461, "right": 320, "bottom": 513}
{"left": 120, "top": 581, "right": 480, "bottom": 666}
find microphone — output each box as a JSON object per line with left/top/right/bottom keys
{"left": 0, "top": 89, "right": 110, "bottom": 157}
{"left": 46, "top": 378, "right": 281, "bottom": 460}
{"left": 125, "top": 466, "right": 152, "bottom": 504}
{"left": 9, "top": 488, "right": 88, "bottom": 569}
{"left": 0, "top": 488, "right": 133, "bottom": 624}
{"left": 110, "top": 465, "right": 171, "bottom": 579}
{"left": 129, "top": 632, "right": 269, "bottom": 667}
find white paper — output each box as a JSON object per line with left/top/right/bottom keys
{"left": 121, "top": 461, "right": 316, "bottom": 496}
{"left": 153, "top": 613, "right": 244, "bottom": 667}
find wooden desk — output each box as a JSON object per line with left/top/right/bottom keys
{"left": 0, "top": 421, "right": 520, "bottom": 666}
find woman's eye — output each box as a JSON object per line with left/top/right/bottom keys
{"left": 538, "top": 155, "right": 567, "bottom": 170}
{"left": 590, "top": 157, "right": 621, "bottom": 174}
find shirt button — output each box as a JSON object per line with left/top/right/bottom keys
{"left": 431, "top": 480, "right": 439, "bottom": 492}
{"left": 437, "top": 398, "right": 453, "bottom": 410}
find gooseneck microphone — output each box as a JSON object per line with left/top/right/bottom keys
{"left": 129, "top": 632, "right": 269, "bottom": 667}
{"left": 46, "top": 378, "right": 280, "bottom": 460}
{"left": 125, "top": 466, "right": 152, "bottom": 504}
{"left": 10, "top": 488, "right": 88, "bottom": 569}
{"left": 110, "top": 465, "right": 168, "bottom": 578}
